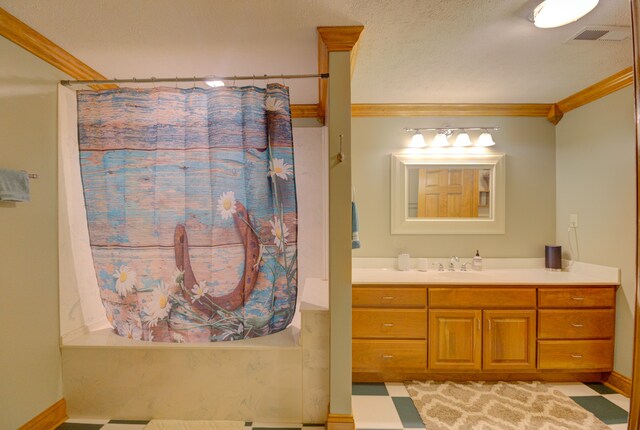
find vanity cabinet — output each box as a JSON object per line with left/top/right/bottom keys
{"left": 428, "top": 309, "right": 482, "bottom": 370}
{"left": 428, "top": 288, "right": 536, "bottom": 371}
{"left": 353, "top": 284, "right": 616, "bottom": 381}
{"left": 352, "top": 286, "right": 427, "bottom": 373}
{"left": 537, "top": 287, "right": 616, "bottom": 371}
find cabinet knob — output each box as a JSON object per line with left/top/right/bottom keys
{"left": 570, "top": 354, "right": 583, "bottom": 359}
{"left": 381, "top": 296, "right": 395, "bottom": 300}
{"left": 381, "top": 354, "right": 394, "bottom": 359}
{"left": 382, "top": 323, "right": 394, "bottom": 327}
{"left": 571, "top": 323, "right": 584, "bottom": 328}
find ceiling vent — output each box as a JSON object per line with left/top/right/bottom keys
{"left": 567, "top": 26, "right": 631, "bottom": 43}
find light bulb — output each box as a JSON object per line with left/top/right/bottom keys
{"left": 533, "top": 0, "right": 599, "bottom": 29}
{"left": 477, "top": 132, "right": 496, "bottom": 147}
{"left": 454, "top": 131, "right": 472, "bottom": 147}
{"left": 410, "top": 131, "right": 426, "bottom": 148}
{"left": 206, "top": 80, "right": 225, "bottom": 87}
{"left": 432, "top": 132, "right": 450, "bottom": 147}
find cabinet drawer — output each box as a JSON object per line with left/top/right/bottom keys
{"left": 353, "top": 309, "right": 426, "bottom": 339}
{"left": 353, "top": 287, "right": 426, "bottom": 308}
{"left": 538, "top": 340, "right": 613, "bottom": 370}
{"left": 353, "top": 339, "right": 427, "bottom": 372}
{"left": 538, "top": 309, "right": 615, "bottom": 339}
{"left": 538, "top": 287, "right": 615, "bottom": 308}
{"left": 429, "top": 288, "right": 536, "bottom": 308}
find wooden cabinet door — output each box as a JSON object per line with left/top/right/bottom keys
{"left": 483, "top": 310, "right": 536, "bottom": 370}
{"left": 428, "top": 309, "right": 482, "bottom": 370}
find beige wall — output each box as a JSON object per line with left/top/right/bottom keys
{"left": 352, "top": 116, "right": 557, "bottom": 258}
{"left": 556, "top": 86, "right": 636, "bottom": 378}
{"left": 0, "top": 37, "right": 67, "bottom": 428}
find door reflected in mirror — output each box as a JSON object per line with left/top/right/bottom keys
{"left": 390, "top": 152, "right": 505, "bottom": 234}
{"left": 407, "top": 166, "right": 492, "bottom": 218}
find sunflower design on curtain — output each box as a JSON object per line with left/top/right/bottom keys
{"left": 77, "top": 84, "right": 297, "bottom": 342}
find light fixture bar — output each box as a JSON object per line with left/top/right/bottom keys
{"left": 404, "top": 127, "right": 500, "bottom": 132}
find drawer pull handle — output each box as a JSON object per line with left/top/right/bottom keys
{"left": 571, "top": 354, "right": 583, "bottom": 359}
{"left": 571, "top": 323, "right": 584, "bottom": 328}
{"left": 382, "top": 323, "right": 394, "bottom": 327}
{"left": 381, "top": 296, "right": 395, "bottom": 300}
{"left": 571, "top": 297, "right": 585, "bottom": 301}
{"left": 382, "top": 355, "right": 394, "bottom": 359}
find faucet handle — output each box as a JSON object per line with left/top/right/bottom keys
{"left": 460, "top": 262, "right": 469, "bottom": 271}
{"left": 432, "top": 262, "right": 445, "bottom": 272}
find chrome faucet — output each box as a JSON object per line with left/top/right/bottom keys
{"left": 449, "top": 256, "right": 459, "bottom": 271}
{"left": 432, "top": 262, "right": 445, "bottom": 271}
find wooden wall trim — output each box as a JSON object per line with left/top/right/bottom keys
{"left": 317, "top": 26, "right": 364, "bottom": 122}
{"left": 291, "top": 104, "right": 321, "bottom": 118}
{"left": 352, "top": 103, "right": 553, "bottom": 117}
{"left": 555, "top": 67, "right": 633, "bottom": 117}
{"left": 326, "top": 413, "right": 356, "bottom": 430}
{"left": 605, "top": 371, "right": 633, "bottom": 397}
{"left": 18, "top": 398, "right": 67, "bottom": 430}
{"left": 0, "top": 7, "right": 114, "bottom": 89}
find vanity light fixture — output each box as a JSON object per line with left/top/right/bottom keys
{"left": 476, "top": 131, "right": 496, "bottom": 147}
{"left": 453, "top": 131, "right": 473, "bottom": 147}
{"left": 404, "top": 127, "right": 499, "bottom": 148}
{"left": 532, "top": 0, "right": 599, "bottom": 29}
{"left": 432, "top": 132, "right": 450, "bottom": 147}
{"left": 410, "top": 130, "right": 427, "bottom": 148}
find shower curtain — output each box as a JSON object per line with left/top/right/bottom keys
{"left": 76, "top": 84, "right": 297, "bottom": 342}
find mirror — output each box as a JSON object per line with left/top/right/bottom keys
{"left": 391, "top": 152, "right": 505, "bottom": 234}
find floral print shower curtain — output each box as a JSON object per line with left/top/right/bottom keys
{"left": 77, "top": 84, "right": 297, "bottom": 342}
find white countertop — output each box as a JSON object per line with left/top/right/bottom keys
{"left": 352, "top": 258, "right": 619, "bottom": 286}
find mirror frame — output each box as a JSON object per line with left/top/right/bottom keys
{"left": 390, "top": 152, "right": 506, "bottom": 234}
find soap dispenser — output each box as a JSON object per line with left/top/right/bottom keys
{"left": 472, "top": 250, "right": 482, "bottom": 271}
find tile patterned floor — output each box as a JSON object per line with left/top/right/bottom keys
{"left": 352, "top": 382, "right": 630, "bottom": 430}
{"left": 56, "top": 382, "right": 630, "bottom": 430}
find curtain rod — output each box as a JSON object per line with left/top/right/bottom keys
{"left": 61, "top": 73, "right": 329, "bottom": 86}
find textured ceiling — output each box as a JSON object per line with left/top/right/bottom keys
{"left": 0, "top": 0, "right": 632, "bottom": 104}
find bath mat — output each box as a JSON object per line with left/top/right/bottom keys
{"left": 405, "top": 380, "right": 609, "bottom": 430}
{"left": 144, "top": 420, "right": 245, "bottom": 430}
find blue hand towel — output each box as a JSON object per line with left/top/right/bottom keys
{"left": 0, "top": 168, "right": 31, "bottom": 202}
{"left": 352, "top": 201, "right": 361, "bottom": 249}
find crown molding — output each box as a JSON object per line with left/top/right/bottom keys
{"left": 317, "top": 26, "right": 364, "bottom": 123}
{"left": 0, "top": 7, "right": 115, "bottom": 89}
{"left": 550, "top": 67, "right": 633, "bottom": 123}
{"left": 291, "top": 104, "right": 321, "bottom": 118}
{"left": 351, "top": 103, "right": 553, "bottom": 117}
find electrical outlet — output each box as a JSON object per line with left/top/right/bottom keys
{"left": 569, "top": 214, "right": 578, "bottom": 228}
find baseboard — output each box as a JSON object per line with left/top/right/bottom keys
{"left": 604, "top": 371, "right": 632, "bottom": 397}
{"left": 326, "top": 413, "right": 355, "bottom": 430}
{"left": 18, "top": 398, "right": 67, "bottom": 430}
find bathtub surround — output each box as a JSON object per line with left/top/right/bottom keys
{"left": 61, "top": 279, "right": 329, "bottom": 421}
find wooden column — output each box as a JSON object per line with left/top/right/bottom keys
{"left": 318, "top": 26, "right": 363, "bottom": 430}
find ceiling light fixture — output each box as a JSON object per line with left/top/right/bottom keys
{"left": 404, "top": 127, "right": 499, "bottom": 148}
{"left": 533, "top": 0, "right": 599, "bottom": 29}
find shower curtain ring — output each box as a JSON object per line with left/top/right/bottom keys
{"left": 252, "top": 75, "right": 255, "bottom": 87}
{"left": 233, "top": 76, "right": 237, "bottom": 86}
{"left": 281, "top": 74, "right": 285, "bottom": 85}
{"left": 175, "top": 77, "right": 178, "bottom": 89}
{"left": 151, "top": 77, "right": 156, "bottom": 88}
{"left": 193, "top": 76, "right": 196, "bottom": 89}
